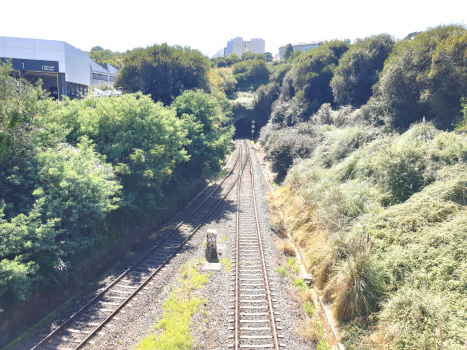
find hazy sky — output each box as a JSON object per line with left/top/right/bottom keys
{"left": 1, "top": 0, "right": 465, "bottom": 57}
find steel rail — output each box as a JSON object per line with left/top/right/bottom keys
{"left": 32, "top": 143, "right": 245, "bottom": 350}
{"left": 75, "top": 141, "right": 250, "bottom": 350}
{"left": 233, "top": 142, "right": 279, "bottom": 350}
{"left": 234, "top": 140, "right": 244, "bottom": 350}
{"left": 250, "top": 146, "right": 280, "bottom": 350}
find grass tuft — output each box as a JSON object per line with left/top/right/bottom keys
{"left": 135, "top": 260, "right": 208, "bottom": 350}
{"left": 275, "top": 239, "right": 296, "bottom": 256}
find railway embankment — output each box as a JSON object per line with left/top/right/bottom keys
{"left": 2, "top": 170, "right": 221, "bottom": 349}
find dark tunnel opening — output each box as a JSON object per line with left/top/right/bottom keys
{"left": 233, "top": 118, "right": 259, "bottom": 140}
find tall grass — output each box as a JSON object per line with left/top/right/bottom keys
{"left": 264, "top": 112, "right": 467, "bottom": 348}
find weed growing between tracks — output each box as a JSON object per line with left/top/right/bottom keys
{"left": 274, "top": 252, "right": 331, "bottom": 348}
{"left": 135, "top": 259, "right": 209, "bottom": 350}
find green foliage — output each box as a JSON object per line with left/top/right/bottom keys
{"left": 115, "top": 44, "right": 210, "bottom": 105}
{"left": 304, "top": 300, "right": 316, "bottom": 317}
{"left": 283, "top": 44, "right": 293, "bottom": 61}
{"left": 290, "top": 40, "right": 350, "bottom": 109}
{"left": 0, "top": 139, "right": 120, "bottom": 300}
{"left": 376, "top": 24, "right": 467, "bottom": 129}
{"left": 93, "top": 82, "right": 113, "bottom": 91}
{"left": 269, "top": 63, "right": 291, "bottom": 86}
{"left": 227, "top": 53, "right": 242, "bottom": 66}
{"left": 377, "top": 287, "right": 444, "bottom": 349}
{"left": 287, "top": 257, "right": 300, "bottom": 272}
{"left": 253, "top": 82, "right": 280, "bottom": 125}
{"left": 0, "top": 61, "right": 48, "bottom": 166}
{"left": 331, "top": 34, "right": 395, "bottom": 106}
{"left": 46, "top": 93, "right": 190, "bottom": 220}
{"left": 233, "top": 60, "right": 270, "bottom": 91}
{"left": 292, "top": 278, "right": 306, "bottom": 288}
{"left": 241, "top": 51, "right": 255, "bottom": 61}
{"left": 135, "top": 261, "right": 208, "bottom": 350}
{"left": 264, "top": 52, "right": 274, "bottom": 63}
{"left": 87, "top": 46, "right": 123, "bottom": 67}
{"left": 172, "top": 90, "right": 234, "bottom": 176}
{"left": 275, "top": 266, "right": 289, "bottom": 276}
{"left": 329, "top": 237, "right": 385, "bottom": 321}
{"left": 456, "top": 99, "right": 467, "bottom": 130}
{"left": 265, "top": 112, "right": 467, "bottom": 347}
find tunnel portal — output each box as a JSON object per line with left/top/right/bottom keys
{"left": 233, "top": 118, "right": 258, "bottom": 140}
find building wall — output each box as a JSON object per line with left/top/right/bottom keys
{"left": 278, "top": 41, "right": 323, "bottom": 60}
{"left": 64, "top": 42, "right": 90, "bottom": 86}
{"left": 226, "top": 37, "right": 243, "bottom": 57}
{"left": 0, "top": 36, "right": 90, "bottom": 86}
{"left": 247, "top": 38, "right": 265, "bottom": 54}
{"left": 0, "top": 36, "right": 66, "bottom": 73}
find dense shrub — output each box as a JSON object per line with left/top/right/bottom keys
{"left": 376, "top": 24, "right": 467, "bottom": 129}
{"left": 267, "top": 118, "right": 467, "bottom": 348}
{"left": 115, "top": 44, "right": 210, "bottom": 105}
{"left": 232, "top": 60, "right": 270, "bottom": 91}
{"left": 331, "top": 34, "right": 395, "bottom": 106}
{"left": 253, "top": 82, "right": 280, "bottom": 125}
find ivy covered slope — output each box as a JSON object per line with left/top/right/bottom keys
{"left": 0, "top": 45, "right": 234, "bottom": 305}
{"left": 257, "top": 24, "right": 467, "bottom": 349}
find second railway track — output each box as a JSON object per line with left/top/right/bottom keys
{"left": 31, "top": 141, "right": 249, "bottom": 350}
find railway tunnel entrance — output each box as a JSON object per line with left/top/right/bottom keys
{"left": 233, "top": 117, "right": 260, "bottom": 140}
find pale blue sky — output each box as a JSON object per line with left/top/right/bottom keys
{"left": 1, "top": 0, "right": 465, "bottom": 57}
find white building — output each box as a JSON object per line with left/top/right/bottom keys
{"left": 0, "top": 36, "right": 119, "bottom": 99}
{"left": 225, "top": 37, "right": 265, "bottom": 57}
{"left": 244, "top": 38, "right": 265, "bottom": 54}
{"left": 226, "top": 37, "right": 244, "bottom": 57}
{"left": 278, "top": 41, "right": 323, "bottom": 60}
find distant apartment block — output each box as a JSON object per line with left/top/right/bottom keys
{"left": 278, "top": 41, "right": 323, "bottom": 60}
{"left": 213, "top": 47, "right": 227, "bottom": 58}
{"left": 353, "top": 37, "right": 366, "bottom": 44}
{"left": 213, "top": 37, "right": 265, "bottom": 58}
{"left": 242, "top": 38, "right": 265, "bottom": 54}
{"left": 226, "top": 37, "right": 244, "bottom": 57}
{"left": 274, "top": 52, "right": 280, "bottom": 61}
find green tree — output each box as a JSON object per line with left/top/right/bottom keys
{"left": 291, "top": 40, "right": 350, "bottom": 109}
{"left": 264, "top": 52, "right": 274, "bottom": 63}
{"left": 115, "top": 44, "right": 211, "bottom": 105}
{"left": 0, "top": 138, "right": 120, "bottom": 300}
{"left": 331, "top": 34, "right": 395, "bottom": 106}
{"left": 49, "top": 93, "right": 189, "bottom": 220}
{"left": 376, "top": 24, "right": 467, "bottom": 129}
{"left": 241, "top": 51, "right": 256, "bottom": 61}
{"left": 283, "top": 44, "right": 293, "bottom": 60}
{"left": 87, "top": 47, "right": 123, "bottom": 67}
{"left": 254, "top": 82, "right": 281, "bottom": 125}
{"left": 0, "top": 61, "right": 47, "bottom": 166}
{"left": 172, "top": 90, "right": 234, "bottom": 176}
{"left": 226, "top": 53, "right": 242, "bottom": 66}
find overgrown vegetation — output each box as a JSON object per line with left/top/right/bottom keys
{"left": 256, "top": 23, "right": 467, "bottom": 349}
{"left": 0, "top": 53, "right": 233, "bottom": 305}
{"left": 135, "top": 260, "right": 208, "bottom": 350}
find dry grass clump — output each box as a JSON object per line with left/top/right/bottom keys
{"left": 297, "top": 318, "right": 321, "bottom": 342}
{"left": 275, "top": 239, "right": 296, "bottom": 256}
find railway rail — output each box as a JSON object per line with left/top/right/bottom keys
{"left": 31, "top": 141, "right": 249, "bottom": 350}
{"left": 230, "top": 143, "right": 284, "bottom": 349}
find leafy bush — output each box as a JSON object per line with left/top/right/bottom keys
{"left": 115, "top": 43, "right": 210, "bottom": 105}
{"left": 233, "top": 60, "right": 270, "bottom": 91}
{"left": 0, "top": 139, "right": 120, "bottom": 299}
{"left": 268, "top": 118, "right": 467, "bottom": 348}
{"left": 331, "top": 34, "right": 395, "bottom": 106}
{"left": 376, "top": 24, "right": 467, "bottom": 129}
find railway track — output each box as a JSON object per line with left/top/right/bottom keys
{"left": 230, "top": 143, "right": 284, "bottom": 349}
{"left": 31, "top": 141, "right": 249, "bottom": 350}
